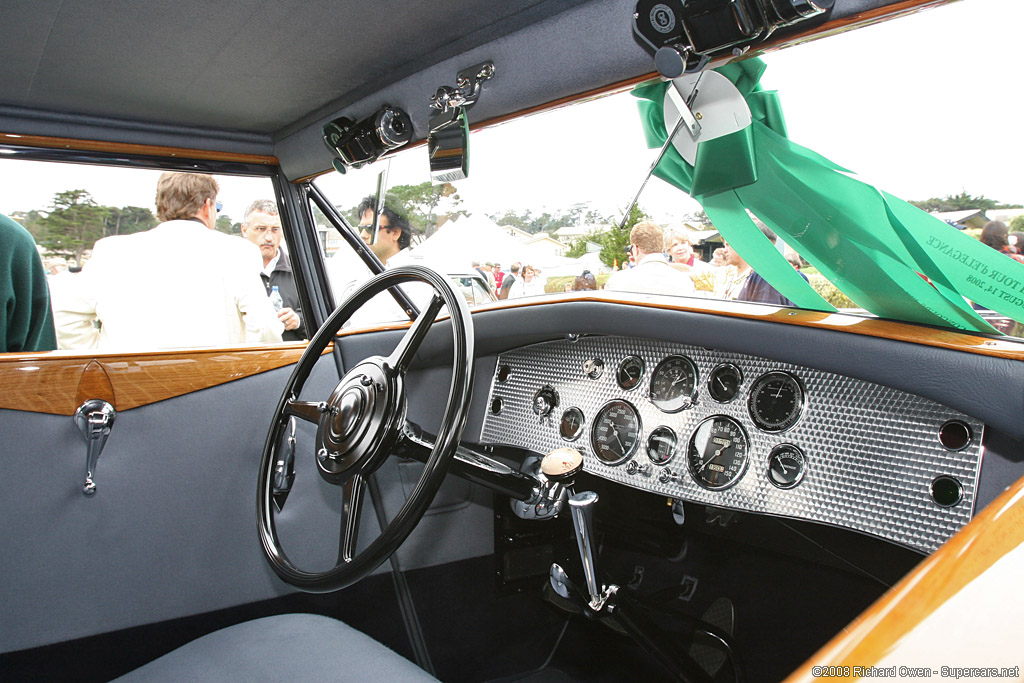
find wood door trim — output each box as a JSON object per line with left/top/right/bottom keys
{"left": 0, "top": 133, "right": 278, "bottom": 165}
{"left": 0, "top": 343, "right": 325, "bottom": 415}
{"left": 783, "top": 472, "right": 1024, "bottom": 681}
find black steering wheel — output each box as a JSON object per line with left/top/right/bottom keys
{"left": 258, "top": 265, "right": 474, "bottom": 592}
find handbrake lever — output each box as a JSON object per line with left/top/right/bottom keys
{"left": 568, "top": 490, "right": 618, "bottom": 611}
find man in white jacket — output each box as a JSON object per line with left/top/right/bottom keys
{"left": 53, "top": 172, "right": 283, "bottom": 350}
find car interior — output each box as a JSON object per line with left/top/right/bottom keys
{"left": 2, "top": 0, "right": 1023, "bottom": 681}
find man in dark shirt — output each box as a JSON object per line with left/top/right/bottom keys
{"left": 735, "top": 221, "right": 808, "bottom": 307}
{"left": 1, "top": 213, "right": 56, "bottom": 352}
{"left": 240, "top": 200, "right": 306, "bottom": 341}
{"left": 499, "top": 262, "right": 520, "bottom": 300}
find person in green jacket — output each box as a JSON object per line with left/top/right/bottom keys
{"left": 1, "top": 213, "right": 57, "bottom": 352}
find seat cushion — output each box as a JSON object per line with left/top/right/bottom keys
{"left": 114, "top": 613, "right": 438, "bottom": 682}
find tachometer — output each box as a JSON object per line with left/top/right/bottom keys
{"left": 649, "top": 355, "right": 698, "bottom": 412}
{"left": 591, "top": 400, "right": 641, "bottom": 465}
{"left": 748, "top": 371, "right": 804, "bottom": 433}
{"left": 687, "top": 416, "right": 749, "bottom": 490}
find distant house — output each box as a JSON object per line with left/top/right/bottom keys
{"left": 987, "top": 208, "right": 1024, "bottom": 226}
{"left": 554, "top": 223, "right": 612, "bottom": 244}
{"left": 502, "top": 225, "right": 533, "bottom": 241}
{"left": 524, "top": 232, "right": 568, "bottom": 259}
{"left": 929, "top": 209, "right": 988, "bottom": 231}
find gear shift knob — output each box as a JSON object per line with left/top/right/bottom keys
{"left": 541, "top": 447, "right": 583, "bottom": 482}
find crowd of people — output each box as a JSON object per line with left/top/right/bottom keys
{"left": 6, "top": 176, "right": 1024, "bottom": 353}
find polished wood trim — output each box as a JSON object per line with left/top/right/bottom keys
{"left": 0, "top": 343, "right": 322, "bottom": 416}
{"left": 783, "top": 473, "right": 1024, "bottom": 682}
{"left": 75, "top": 360, "right": 115, "bottom": 409}
{"left": 317, "top": 291, "right": 1024, "bottom": 360}
{"left": 0, "top": 133, "right": 279, "bottom": 165}
{"left": 453, "top": 293, "right": 1024, "bottom": 361}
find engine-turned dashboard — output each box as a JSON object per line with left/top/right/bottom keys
{"left": 480, "top": 335, "right": 984, "bottom": 553}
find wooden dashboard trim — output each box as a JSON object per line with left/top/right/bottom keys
{"left": 783, "top": 473, "right": 1024, "bottom": 682}
{"left": 0, "top": 343, "right": 323, "bottom": 416}
{"left": 0, "top": 133, "right": 279, "bottom": 165}
{"left": 460, "top": 293, "right": 1024, "bottom": 361}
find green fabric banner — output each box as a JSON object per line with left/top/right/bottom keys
{"left": 633, "top": 58, "right": 1024, "bottom": 334}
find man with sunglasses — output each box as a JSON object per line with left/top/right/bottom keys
{"left": 52, "top": 172, "right": 282, "bottom": 349}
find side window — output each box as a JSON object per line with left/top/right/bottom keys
{"left": 0, "top": 158, "right": 296, "bottom": 351}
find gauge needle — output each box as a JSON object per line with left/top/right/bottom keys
{"left": 777, "top": 460, "right": 790, "bottom": 474}
{"left": 717, "top": 377, "right": 728, "bottom": 390}
{"left": 774, "top": 383, "right": 784, "bottom": 399}
{"left": 698, "top": 443, "right": 726, "bottom": 473}
{"left": 611, "top": 425, "right": 625, "bottom": 452}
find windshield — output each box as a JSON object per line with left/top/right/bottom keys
{"left": 316, "top": 0, "right": 1024, "bottom": 337}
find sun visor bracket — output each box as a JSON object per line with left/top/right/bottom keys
{"left": 428, "top": 61, "right": 495, "bottom": 184}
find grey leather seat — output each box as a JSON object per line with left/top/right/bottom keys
{"left": 114, "top": 613, "right": 438, "bottom": 682}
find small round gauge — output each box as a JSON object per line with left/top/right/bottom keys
{"left": 748, "top": 371, "right": 804, "bottom": 433}
{"left": 646, "top": 426, "right": 677, "bottom": 465}
{"left": 591, "top": 400, "right": 642, "bottom": 465}
{"left": 649, "top": 355, "right": 698, "bottom": 412}
{"left": 687, "top": 416, "right": 749, "bottom": 490}
{"left": 616, "top": 356, "right": 646, "bottom": 391}
{"left": 767, "top": 444, "right": 806, "bottom": 489}
{"left": 559, "top": 408, "right": 585, "bottom": 442}
{"left": 708, "top": 363, "right": 742, "bottom": 403}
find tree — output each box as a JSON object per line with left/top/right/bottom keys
{"left": 35, "top": 190, "right": 109, "bottom": 266}
{"left": 1010, "top": 215, "right": 1024, "bottom": 233}
{"left": 385, "top": 182, "right": 467, "bottom": 240}
{"left": 909, "top": 191, "right": 1021, "bottom": 213}
{"left": 104, "top": 206, "right": 158, "bottom": 236}
{"left": 599, "top": 204, "right": 648, "bottom": 268}
{"left": 216, "top": 215, "right": 238, "bottom": 235}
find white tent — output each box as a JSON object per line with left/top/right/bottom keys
{"left": 407, "top": 215, "right": 575, "bottom": 273}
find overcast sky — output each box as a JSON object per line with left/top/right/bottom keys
{"left": 1, "top": 0, "right": 1019, "bottom": 225}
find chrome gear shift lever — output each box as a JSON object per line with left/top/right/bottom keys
{"left": 568, "top": 490, "right": 617, "bottom": 611}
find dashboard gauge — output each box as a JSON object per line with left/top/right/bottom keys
{"left": 649, "top": 355, "right": 698, "bottom": 412}
{"left": 616, "top": 356, "right": 645, "bottom": 391}
{"left": 748, "top": 371, "right": 804, "bottom": 433}
{"left": 559, "top": 408, "right": 585, "bottom": 442}
{"left": 767, "top": 444, "right": 806, "bottom": 489}
{"left": 591, "top": 400, "right": 641, "bottom": 465}
{"left": 646, "top": 426, "right": 677, "bottom": 465}
{"left": 687, "top": 416, "right": 749, "bottom": 490}
{"left": 708, "top": 363, "right": 742, "bottom": 403}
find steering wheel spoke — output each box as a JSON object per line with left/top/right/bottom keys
{"left": 283, "top": 399, "right": 326, "bottom": 424}
{"left": 339, "top": 474, "right": 366, "bottom": 564}
{"left": 386, "top": 294, "right": 446, "bottom": 375}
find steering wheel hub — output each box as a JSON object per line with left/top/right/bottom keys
{"left": 315, "top": 360, "right": 402, "bottom": 481}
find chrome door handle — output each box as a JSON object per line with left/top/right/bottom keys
{"left": 74, "top": 399, "right": 116, "bottom": 496}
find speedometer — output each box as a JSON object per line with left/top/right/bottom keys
{"left": 649, "top": 355, "right": 698, "bottom": 412}
{"left": 686, "top": 416, "right": 749, "bottom": 490}
{"left": 590, "top": 400, "right": 641, "bottom": 465}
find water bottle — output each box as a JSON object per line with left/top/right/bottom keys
{"left": 269, "top": 285, "right": 284, "bottom": 312}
